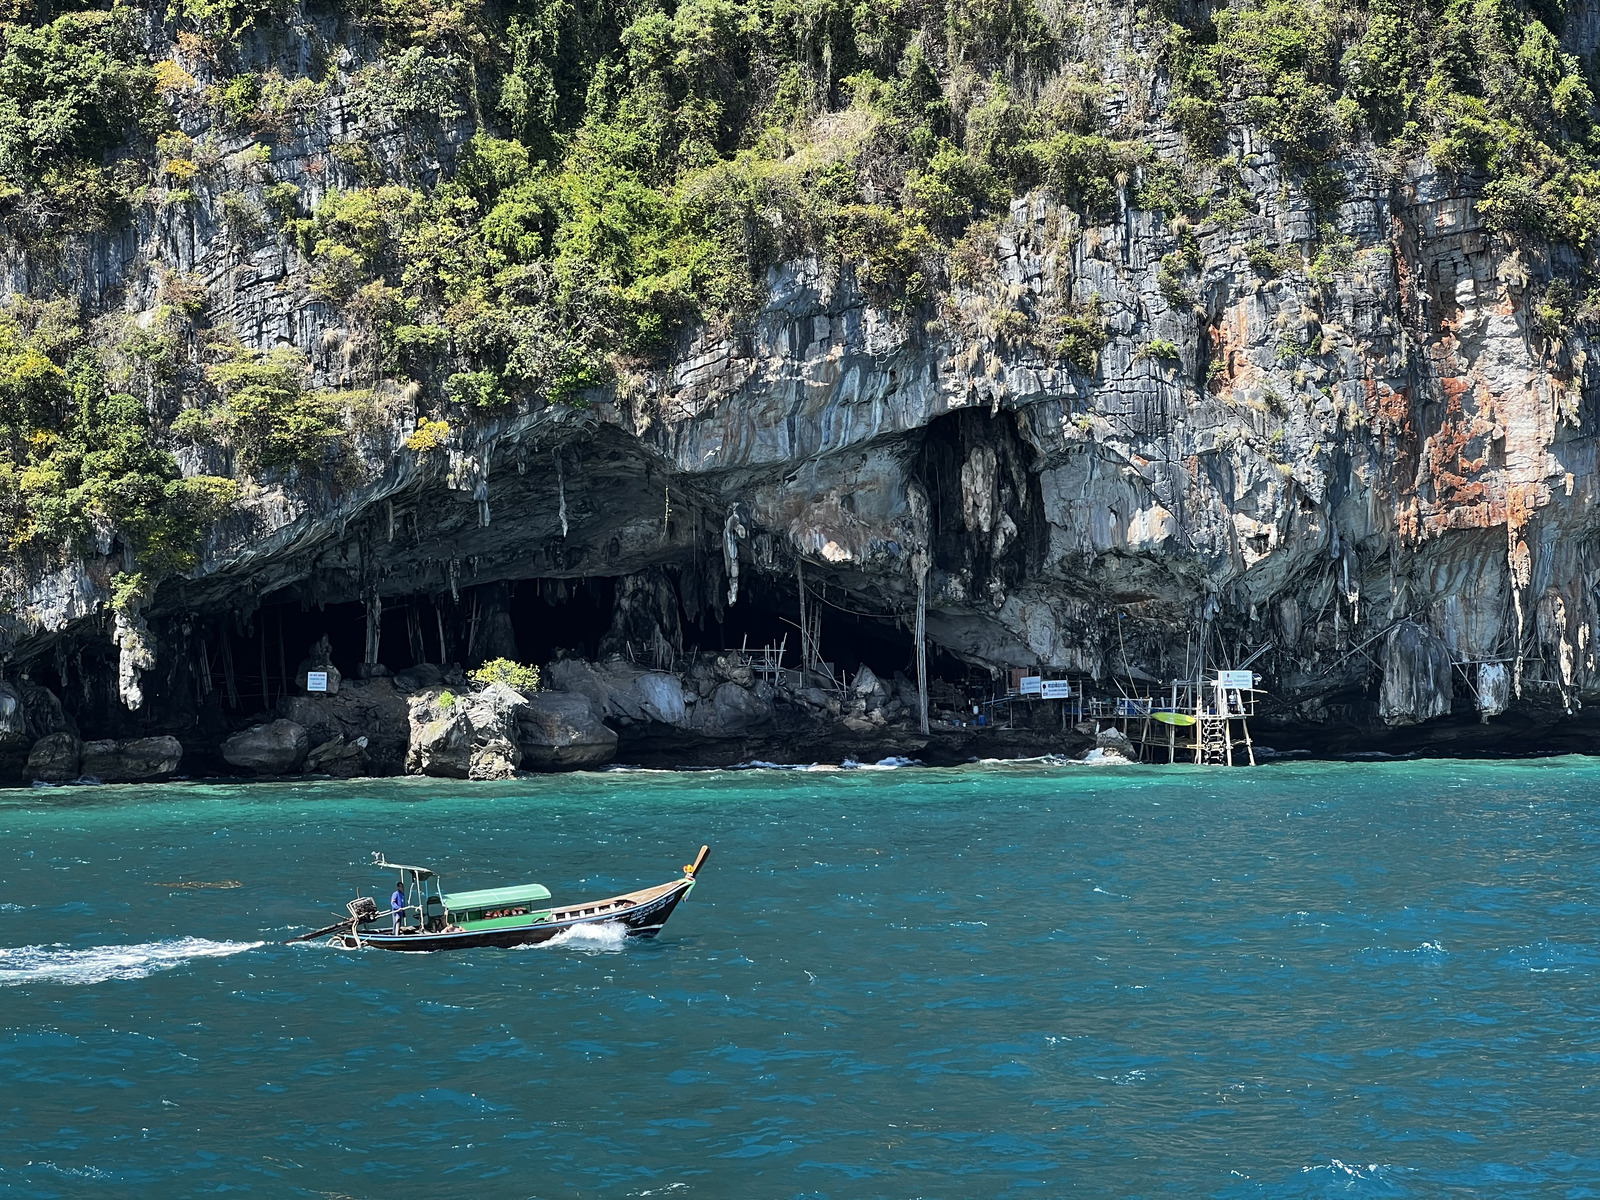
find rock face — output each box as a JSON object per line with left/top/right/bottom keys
{"left": 278, "top": 679, "right": 411, "bottom": 773}
{"left": 1379, "top": 622, "right": 1457, "bottom": 726}
{"left": 1095, "top": 726, "right": 1139, "bottom": 758}
{"left": 0, "top": 684, "right": 25, "bottom": 750}
{"left": 79, "top": 737, "right": 183, "bottom": 783}
{"left": 405, "top": 685, "right": 524, "bottom": 779}
{"left": 7, "top": 13, "right": 1600, "bottom": 762}
{"left": 222, "top": 720, "right": 311, "bottom": 774}
{"left": 27, "top": 732, "right": 82, "bottom": 783}
{"left": 406, "top": 692, "right": 473, "bottom": 778}
{"left": 518, "top": 693, "right": 619, "bottom": 770}
{"left": 692, "top": 682, "right": 772, "bottom": 738}
{"left": 462, "top": 684, "right": 526, "bottom": 780}
{"left": 546, "top": 660, "right": 690, "bottom": 727}
{"left": 304, "top": 736, "right": 369, "bottom": 778}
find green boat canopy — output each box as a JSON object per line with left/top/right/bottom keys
{"left": 442, "top": 883, "right": 552, "bottom": 911}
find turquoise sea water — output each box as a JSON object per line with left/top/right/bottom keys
{"left": 1, "top": 759, "right": 1598, "bottom": 1198}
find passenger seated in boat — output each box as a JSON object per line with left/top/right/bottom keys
{"left": 391, "top": 882, "right": 405, "bottom": 934}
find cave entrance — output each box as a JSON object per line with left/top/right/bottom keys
{"left": 502, "top": 578, "right": 617, "bottom": 665}
{"left": 691, "top": 570, "right": 973, "bottom": 695}
{"left": 243, "top": 565, "right": 976, "bottom": 701}
{"left": 912, "top": 407, "right": 1046, "bottom": 590}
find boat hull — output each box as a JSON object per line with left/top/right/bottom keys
{"left": 335, "top": 876, "right": 694, "bottom": 952}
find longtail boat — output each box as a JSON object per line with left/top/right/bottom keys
{"left": 289, "top": 845, "right": 709, "bottom": 952}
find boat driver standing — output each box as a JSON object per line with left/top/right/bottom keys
{"left": 391, "top": 880, "right": 405, "bottom": 935}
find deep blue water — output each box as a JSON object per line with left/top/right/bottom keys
{"left": 1, "top": 758, "right": 1598, "bottom": 1198}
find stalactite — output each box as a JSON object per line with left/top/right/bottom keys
{"left": 408, "top": 605, "right": 426, "bottom": 664}
{"left": 723, "top": 506, "right": 746, "bottom": 606}
{"left": 114, "top": 608, "right": 156, "bottom": 711}
{"left": 198, "top": 638, "right": 212, "bottom": 697}
{"left": 364, "top": 592, "right": 383, "bottom": 665}
{"left": 220, "top": 627, "right": 239, "bottom": 708}
{"left": 555, "top": 450, "right": 568, "bottom": 538}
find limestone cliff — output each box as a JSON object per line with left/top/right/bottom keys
{"left": 3, "top": 0, "right": 1599, "bottom": 772}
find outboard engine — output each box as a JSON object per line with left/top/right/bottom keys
{"left": 347, "top": 897, "right": 379, "bottom": 922}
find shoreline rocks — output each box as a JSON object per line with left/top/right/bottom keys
{"left": 222, "top": 720, "right": 311, "bottom": 774}
{"left": 80, "top": 736, "right": 183, "bottom": 782}
{"left": 518, "top": 692, "right": 618, "bottom": 769}
{"left": 27, "top": 732, "right": 82, "bottom": 783}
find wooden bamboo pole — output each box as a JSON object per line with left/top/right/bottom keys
{"left": 796, "top": 559, "right": 809, "bottom": 676}
{"left": 220, "top": 628, "right": 239, "bottom": 708}
{"left": 915, "top": 565, "right": 929, "bottom": 735}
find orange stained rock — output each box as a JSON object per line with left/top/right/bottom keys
{"left": 1426, "top": 379, "right": 1491, "bottom": 509}
{"left": 1208, "top": 307, "right": 1251, "bottom": 394}
{"left": 1505, "top": 483, "right": 1544, "bottom": 535}
{"left": 1366, "top": 377, "right": 1413, "bottom": 440}
{"left": 1508, "top": 536, "right": 1533, "bottom": 589}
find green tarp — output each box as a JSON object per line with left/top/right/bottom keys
{"left": 442, "top": 883, "right": 552, "bottom": 911}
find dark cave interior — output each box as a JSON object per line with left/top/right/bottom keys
{"left": 38, "top": 566, "right": 985, "bottom": 739}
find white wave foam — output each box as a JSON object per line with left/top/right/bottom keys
{"left": 519, "top": 920, "right": 630, "bottom": 955}
{"left": 1301, "top": 1159, "right": 1404, "bottom": 1183}
{"left": 0, "top": 937, "right": 263, "bottom": 987}
{"left": 1079, "top": 748, "right": 1135, "bottom": 765}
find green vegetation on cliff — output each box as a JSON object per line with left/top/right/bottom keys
{"left": 1171, "top": 0, "right": 1600, "bottom": 242}
{"left": 1, "top": 0, "right": 1598, "bottom": 590}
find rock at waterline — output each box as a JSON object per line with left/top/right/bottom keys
{"left": 222, "top": 720, "right": 311, "bottom": 774}
{"left": 691, "top": 681, "right": 772, "bottom": 737}
{"left": 545, "top": 658, "right": 688, "bottom": 726}
{"left": 406, "top": 695, "right": 472, "bottom": 778}
{"left": 517, "top": 692, "right": 618, "bottom": 770}
{"left": 80, "top": 736, "right": 183, "bottom": 782}
{"left": 303, "top": 735, "right": 369, "bottom": 777}
{"left": 278, "top": 677, "right": 410, "bottom": 774}
{"left": 469, "top": 736, "right": 522, "bottom": 780}
{"left": 1095, "top": 726, "right": 1138, "bottom": 758}
{"left": 406, "top": 685, "right": 526, "bottom": 779}
{"left": 464, "top": 684, "right": 527, "bottom": 779}
{"left": 0, "top": 683, "right": 25, "bottom": 749}
{"left": 27, "top": 732, "right": 82, "bottom": 783}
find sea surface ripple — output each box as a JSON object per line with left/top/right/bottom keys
{"left": 1, "top": 758, "right": 1597, "bottom": 1197}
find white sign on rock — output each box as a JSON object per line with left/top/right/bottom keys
{"left": 1216, "top": 670, "right": 1255, "bottom": 689}
{"left": 1019, "top": 676, "right": 1043, "bottom": 696}
{"left": 306, "top": 671, "right": 329, "bottom": 693}
{"left": 1040, "top": 680, "right": 1072, "bottom": 699}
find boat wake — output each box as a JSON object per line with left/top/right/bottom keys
{"left": 0, "top": 937, "right": 264, "bottom": 987}
{"left": 521, "top": 921, "right": 630, "bottom": 955}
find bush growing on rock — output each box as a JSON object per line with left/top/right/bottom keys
{"left": 177, "top": 348, "right": 349, "bottom": 474}
{"left": 469, "top": 658, "right": 541, "bottom": 693}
